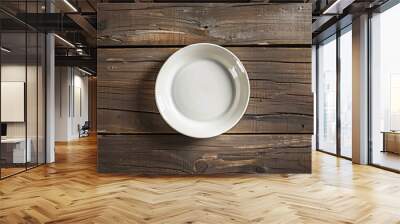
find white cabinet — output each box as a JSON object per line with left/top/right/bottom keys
{"left": 1, "top": 138, "right": 32, "bottom": 163}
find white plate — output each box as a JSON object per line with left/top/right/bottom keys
{"left": 155, "top": 43, "right": 250, "bottom": 138}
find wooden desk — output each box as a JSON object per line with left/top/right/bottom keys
{"left": 1, "top": 138, "right": 31, "bottom": 164}
{"left": 382, "top": 132, "right": 400, "bottom": 154}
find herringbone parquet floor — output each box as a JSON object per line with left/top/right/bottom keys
{"left": 1, "top": 136, "right": 400, "bottom": 224}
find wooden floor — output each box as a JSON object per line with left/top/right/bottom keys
{"left": 1, "top": 167, "right": 26, "bottom": 178}
{"left": 1, "top": 136, "right": 400, "bottom": 224}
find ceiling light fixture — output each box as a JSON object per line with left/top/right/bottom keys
{"left": 1, "top": 47, "right": 11, "bottom": 53}
{"left": 78, "top": 67, "right": 93, "bottom": 76}
{"left": 63, "top": 0, "right": 78, "bottom": 12}
{"left": 54, "top": 34, "right": 75, "bottom": 48}
{"left": 322, "top": 0, "right": 355, "bottom": 15}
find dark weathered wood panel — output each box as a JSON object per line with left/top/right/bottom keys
{"left": 135, "top": 0, "right": 309, "bottom": 2}
{"left": 97, "top": 3, "right": 312, "bottom": 46}
{"left": 139, "top": 0, "right": 308, "bottom": 2}
{"left": 97, "top": 109, "right": 312, "bottom": 134}
{"left": 97, "top": 47, "right": 313, "bottom": 134}
{"left": 97, "top": 134, "right": 311, "bottom": 174}
{"left": 97, "top": 3, "right": 312, "bottom": 175}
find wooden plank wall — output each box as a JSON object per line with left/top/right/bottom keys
{"left": 88, "top": 77, "right": 97, "bottom": 133}
{"left": 97, "top": 3, "right": 313, "bottom": 174}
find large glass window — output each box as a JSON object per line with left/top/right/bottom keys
{"left": 317, "top": 35, "right": 337, "bottom": 154}
{"left": 339, "top": 27, "right": 352, "bottom": 158}
{"left": 316, "top": 25, "right": 353, "bottom": 159}
{"left": 370, "top": 3, "right": 400, "bottom": 171}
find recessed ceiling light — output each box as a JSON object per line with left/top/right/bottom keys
{"left": 323, "top": 0, "right": 355, "bottom": 15}
{"left": 54, "top": 34, "right": 75, "bottom": 48}
{"left": 78, "top": 67, "right": 93, "bottom": 76}
{"left": 1, "top": 47, "right": 11, "bottom": 53}
{"left": 63, "top": 0, "right": 78, "bottom": 12}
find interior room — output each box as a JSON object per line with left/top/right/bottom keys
{"left": 0, "top": 0, "right": 400, "bottom": 223}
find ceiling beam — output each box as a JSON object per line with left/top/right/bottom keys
{"left": 55, "top": 55, "right": 96, "bottom": 72}
{"left": 13, "top": 13, "right": 82, "bottom": 32}
{"left": 67, "top": 13, "right": 97, "bottom": 46}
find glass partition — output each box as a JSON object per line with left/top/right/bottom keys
{"left": 317, "top": 35, "right": 337, "bottom": 154}
{"left": 27, "top": 29, "right": 38, "bottom": 169}
{"left": 0, "top": 1, "right": 46, "bottom": 179}
{"left": 1, "top": 23, "right": 28, "bottom": 178}
{"left": 370, "top": 3, "right": 400, "bottom": 171}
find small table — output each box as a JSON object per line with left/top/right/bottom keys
{"left": 382, "top": 131, "right": 400, "bottom": 154}
{"left": 1, "top": 138, "right": 31, "bottom": 164}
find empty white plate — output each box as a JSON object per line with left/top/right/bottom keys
{"left": 155, "top": 43, "right": 250, "bottom": 138}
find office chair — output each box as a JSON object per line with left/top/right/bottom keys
{"left": 79, "top": 121, "right": 90, "bottom": 138}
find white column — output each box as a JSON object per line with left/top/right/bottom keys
{"left": 46, "top": 33, "right": 55, "bottom": 163}
{"left": 46, "top": 1, "right": 56, "bottom": 163}
{"left": 352, "top": 14, "right": 369, "bottom": 164}
{"left": 312, "top": 45, "right": 317, "bottom": 151}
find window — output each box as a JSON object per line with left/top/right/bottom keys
{"left": 339, "top": 27, "right": 352, "bottom": 158}
{"left": 370, "top": 2, "right": 400, "bottom": 171}
{"left": 317, "top": 35, "right": 337, "bottom": 154}
{"left": 316, "top": 25, "right": 353, "bottom": 159}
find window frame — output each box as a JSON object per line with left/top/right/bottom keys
{"left": 316, "top": 23, "right": 353, "bottom": 160}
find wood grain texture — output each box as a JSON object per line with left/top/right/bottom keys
{"left": 141, "top": 0, "right": 309, "bottom": 2}
{"left": 88, "top": 77, "right": 97, "bottom": 133}
{"left": 97, "top": 47, "right": 312, "bottom": 134}
{"left": 97, "top": 134, "right": 311, "bottom": 174}
{"left": 97, "top": 3, "right": 312, "bottom": 46}
{"left": 97, "top": 3, "right": 312, "bottom": 175}
{"left": 124, "top": 0, "right": 309, "bottom": 2}
{"left": 383, "top": 132, "right": 400, "bottom": 154}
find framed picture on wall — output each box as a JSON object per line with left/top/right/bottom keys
{"left": 1, "top": 81, "right": 25, "bottom": 122}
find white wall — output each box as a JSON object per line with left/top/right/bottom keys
{"left": 1, "top": 65, "right": 26, "bottom": 139}
{"left": 1, "top": 65, "right": 26, "bottom": 81}
{"left": 1, "top": 64, "right": 36, "bottom": 138}
{"left": 72, "top": 73, "right": 89, "bottom": 138}
{"left": 55, "top": 66, "right": 70, "bottom": 141}
{"left": 1, "top": 63, "right": 46, "bottom": 164}
{"left": 55, "top": 67, "right": 89, "bottom": 141}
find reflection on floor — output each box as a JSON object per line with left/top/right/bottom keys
{"left": 0, "top": 167, "right": 25, "bottom": 178}
{"left": 341, "top": 147, "right": 352, "bottom": 159}
{"left": 0, "top": 163, "right": 42, "bottom": 178}
{"left": 0, "top": 136, "right": 400, "bottom": 223}
{"left": 373, "top": 150, "right": 400, "bottom": 171}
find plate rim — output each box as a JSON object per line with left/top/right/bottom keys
{"left": 155, "top": 42, "right": 250, "bottom": 138}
